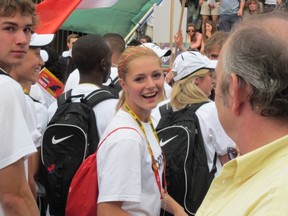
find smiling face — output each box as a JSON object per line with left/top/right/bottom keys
{"left": 120, "top": 55, "right": 164, "bottom": 122}
{"left": 0, "top": 12, "right": 33, "bottom": 72}
{"left": 12, "top": 47, "right": 44, "bottom": 83}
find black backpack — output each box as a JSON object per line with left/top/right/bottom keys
{"left": 41, "top": 88, "right": 117, "bottom": 216}
{"left": 103, "top": 76, "right": 122, "bottom": 98}
{"left": 156, "top": 102, "right": 217, "bottom": 216}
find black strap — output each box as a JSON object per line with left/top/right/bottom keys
{"left": 82, "top": 89, "right": 118, "bottom": 107}
{"left": 210, "top": 152, "right": 218, "bottom": 175}
{"left": 0, "top": 69, "right": 11, "bottom": 77}
{"left": 57, "top": 88, "right": 117, "bottom": 108}
{"left": 57, "top": 89, "right": 73, "bottom": 106}
{"left": 24, "top": 93, "right": 41, "bottom": 103}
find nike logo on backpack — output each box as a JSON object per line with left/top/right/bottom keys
{"left": 52, "top": 135, "right": 74, "bottom": 144}
{"left": 159, "top": 135, "right": 178, "bottom": 147}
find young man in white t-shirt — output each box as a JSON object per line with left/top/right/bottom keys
{"left": 0, "top": 0, "right": 39, "bottom": 215}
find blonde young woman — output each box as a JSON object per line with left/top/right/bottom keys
{"left": 155, "top": 51, "right": 236, "bottom": 214}
{"left": 96, "top": 46, "right": 188, "bottom": 216}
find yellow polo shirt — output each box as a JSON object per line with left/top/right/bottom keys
{"left": 196, "top": 135, "right": 288, "bottom": 216}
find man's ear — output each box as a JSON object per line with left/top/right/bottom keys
{"left": 230, "top": 73, "right": 248, "bottom": 116}
{"left": 100, "top": 59, "right": 107, "bottom": 72}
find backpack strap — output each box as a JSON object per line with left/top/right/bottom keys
{"left": 83, "top": 89, "right": 118, "bottom": 107}
{"left": 186, "top": 101, "right": 209, "bottom": 112}
{"left": 159, "top": 103, "right": 173, "bottom": 118}
{"left": 57, "top": 89, "right": 73, "bottom": 106}
{"left": 210, "top": 152, "right": 217, "bottom": 175}
{"left": 108, "top": 76, "right": 122, "bottom": 93}
{"left": 0, "top": 69, "right": 11, "bottom": 77}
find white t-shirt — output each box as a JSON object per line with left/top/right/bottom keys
{"left": 48, "top": 83, "right": 118, "bottom": 138}
{"left": 65, "top": 67, "right": 119, "bottom": 92}
{"left": 152, "top": 100, "right": 235, "bottom": 175}
{"left": 33, "top": 99, "right": 49, "bottom": 146}
{"left": 97, "top": 110, "right": 164, "bottom": 215}
{"left": 0, "top": 72, "right": 36, "bottom": 215}
{"left": 25, "top": 94, "right": 43, "bottom": 148}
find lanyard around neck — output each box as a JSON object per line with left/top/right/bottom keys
{"left": 123, "top": 103, "right": 167, "bottom": 197}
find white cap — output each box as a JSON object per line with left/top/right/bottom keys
{"left": 141, "top": 43, "right": 171, "bottom": 58}
{"left": 40, "top": 50, "right": 49, "bottom": 62}
{"left": 172, "top": 51, "right": 218, "bottom": 81}
{"left": 30, "top": 33, "right": 54, "bottom": 47}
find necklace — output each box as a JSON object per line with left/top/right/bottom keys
{"left": 123, "top": 102, "right": 167, "bottom": 198}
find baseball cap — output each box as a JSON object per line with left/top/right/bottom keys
{"left": 172, "top": 51, "right": 217, "bottom": 81}
{"left": 40, "top": 50, "right": 49, "bottom": 62}
{"left": 141, "top": 43, "right": 171, "bottom": 58}
{"left": 30, "top": 33, "right": 54, "bottom": 47}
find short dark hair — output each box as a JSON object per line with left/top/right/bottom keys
{"left": 72, "top": 34, "right": 111, "bottom": 74}
{"left": 103, "top": 33, "right": 125, "bottom": 55}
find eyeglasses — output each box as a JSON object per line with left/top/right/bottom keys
{"left": 227, "top": 147, "right": 238, "bottom": 160}
{"left": 186, "top": 29, "right": 195, "bottom": 33}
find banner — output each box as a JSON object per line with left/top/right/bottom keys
{"left": 37, "top": 67, "right": 64, "bottom": 99}
{"left": 36, "top": 0, "right": 119, "bottom": 34}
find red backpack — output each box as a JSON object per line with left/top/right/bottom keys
{"left": 65, "top": 127, "right": 139, "bottom": 216}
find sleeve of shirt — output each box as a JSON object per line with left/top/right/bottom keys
{"left": 97, "top": 128, "right": 144, "bottom": 203}
{"left": 0, "top": 83, "right": 36, "bottom": 169}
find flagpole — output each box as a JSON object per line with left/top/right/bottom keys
{"left": 124, "top": 3, "right": 157, "bottom": 42}
{"left": 169, "top": 0, "right": 174, "bottom": 69}
{"left": 173, "top": 0, "right": 186, "bottom": 61}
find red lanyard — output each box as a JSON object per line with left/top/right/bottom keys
{"left": 123, "top": 103, "right": 167, "bottom": 198}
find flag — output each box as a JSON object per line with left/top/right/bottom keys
{"left": 36, "top": 0, "right": 81, "bottom": 34}
{"left": 77, "top": 0, "right": 118, "bottom": 9}
{"left": 35, "top": 0, "right": 119, "bottom": 34}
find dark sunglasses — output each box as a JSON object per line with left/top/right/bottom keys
{"left": 186, "top": 29, "right": 195, "bottom": 33}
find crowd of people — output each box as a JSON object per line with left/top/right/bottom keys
{"left": 1, "top": 0, "right": 288, "bottom": 215}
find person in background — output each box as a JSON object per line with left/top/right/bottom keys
{"left": 48, "top": 34, "right": 118, "bottom": 137}
{"left": 219, "top": 0, "right": 245, "bottom": 32}
{"left": 202, "top": 31, "right": 230, "bottom": 100}
{"left": 64, "top": 33, "right": 126, "bottom": 97}
{"left": 102, "top": 33, "right": 126, "bottom": 86}
{"left": 203, "top": 31, "right": 229, "bottom": 60}
{"left": 97, "top": 46, "right": 188, "bottom": 216}
{"left": 175, "top": 23, "right": 203, "bottom": 52}
{"left": 139, "top": 34, "right": 152, "bottom": 44}
{"left": 196, "top": 11, "right": 288, "bottom": 215}
{"left": 199, "top": 0, "right": 220, "bottom": 35}
{"left": 200, "top": 19, "right": 218, "bottom": 53}
{"left": 0, "top": 0, "right": 39, "bottom": 215}
{"left": 263, "top": 0, "right": 282, "bottom": 12}
{"left": 246, "top": 0, "right": 263, "bottom": 14}
{"left": 59, "top": 33, "right": 80, "bottom": 83}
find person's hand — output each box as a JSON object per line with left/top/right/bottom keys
{"left": 174, "top": 31, "right": 183, "bottom": 48}
{"left": 209, "top": 2, "right": 215, "bottom": 8}
{"left": 237, "top": 9, "right": 243, "bottom": 17}
{"left": 199, "top": 0, "right": 204, "bottom": 6}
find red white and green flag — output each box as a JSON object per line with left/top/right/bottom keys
{"left": 35, "top": 0, "right": 118, "bottom": 34}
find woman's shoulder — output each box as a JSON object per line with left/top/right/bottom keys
{"left": 101, "top": 110, "right": 143, "bottom": 140}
